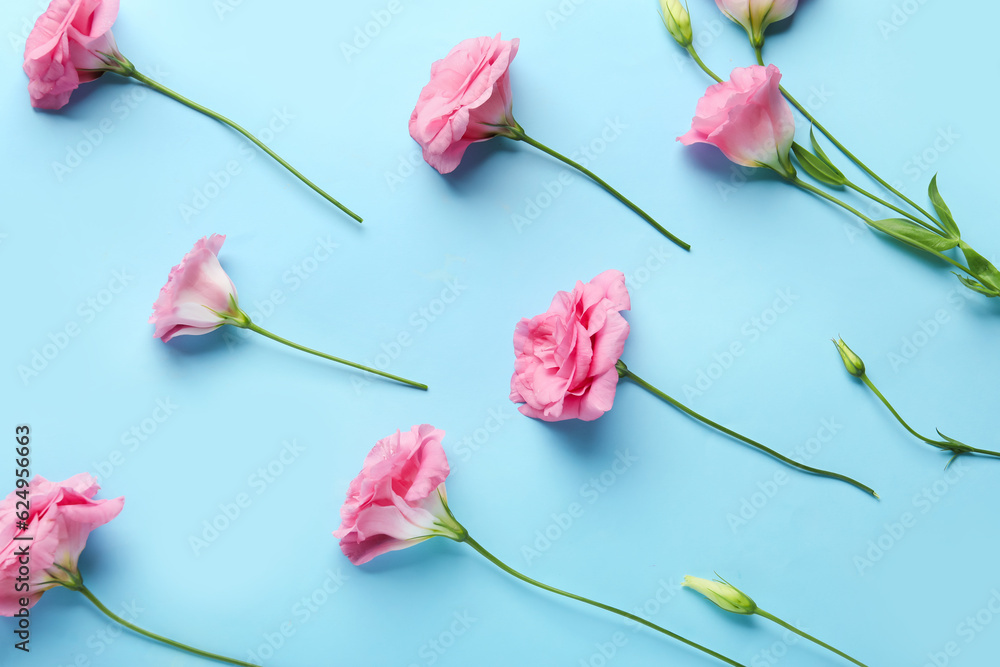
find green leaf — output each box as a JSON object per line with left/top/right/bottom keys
{"left": 958, "top": 241, "right": 1000, "bottom": 292}
{"left": 955, "top": 275, "right": 1000, "bottom": 298}
{"left": 928, "top": 175, "right": 961, "bottom": 239}
{"left": 867, "top": 218, "right": 959, "bottom": 253}
{"left": 936, "top": 430, "right": 974, "bottom": 453}
{"left": 809, "top": 127, "right": 845, "bottom": 179}
{"left": 791, "top": 142, "right": 846, "bottom": 187}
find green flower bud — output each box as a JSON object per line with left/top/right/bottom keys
{"left": 683, "top": 575, "right": 757, "bottom": 615}
{"left": 832, "top": 337, "right": 866, "bottom": 378}
{"left": 660, "top": 0, "right": 693, "bottom": 48}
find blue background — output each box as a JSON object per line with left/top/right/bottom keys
{"left": 3, "top": 0, "right": 1000, "bottom": 665}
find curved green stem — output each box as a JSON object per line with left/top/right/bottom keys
{"left": 755, "top": 609, "right": 868, "bottom": 667}
{"left": 754, "top": 46, "right": 765, "bottom": 66}
{"left": 617, "top": 362, "right": 877, "bottom": 498}
{"left": 122, "top": 66, "right": 362, "bottom": 223}
{"left": 860, "top": 375, "right": 938, "bottom": 446}
{"left": 687, "top": 46, "right": 722, "bottom": 83}
{"left": 860, "top": 375, "right": 1000, "bottom": 459}
{"left": 844, "top": 181, "right": 944, "bottom": 235}
{"left": 76, "top": 585, "right": 255, "bottom": 666}
{"left": 461, "top": 535, "right": 745, "bottom": 666}
{"left": 778, "top": 87, "right": 938, "bottom": 227}
{"left": 245, "top": 321, "right": 427, "bottom": 390}
{"left": 505, "top": 125, "right": 690, "bottom": 251}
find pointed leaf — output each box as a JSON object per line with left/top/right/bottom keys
{"left": 936, "top": 430, "right": 973, "bottom": 451}
{"left": 791, "top": 143, "right": 846, "bottom": 187}
{"left": 809, "top": 127, "right": 845, "bottom": 179}
{"left": 956, "top": 274, "right": 1000, "bottom": 298}
{"left": 936, "top": 431, "right": 974, "bottom": 465}
{"left": 958, "top": 241, "right": 1000, "bottom": 292}
{"left": 928, "top": 175, "right": 960, "bottom": 239}
{"left": 867, "top": 218, "right": 959, "bottom": 253}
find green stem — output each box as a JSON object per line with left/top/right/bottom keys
{"left": 505, "top": 125, "right": 690, "bottom": 251}
{"left": 844, "top": 181, "right": 944, "bottom": 235}
{"left": 755, "top": 609, "right": 868, "bottom": 667}
{"left": 789, "top": 178, "right": 976, "bottom": 278}
{"left": 461, "top": 535, "right": 745, "bottom": 666}
{"left": 861, "top": 375, "right": 1000, "bottom": 459}
{"left": 123, "top": 66, "right": 362, "bottom": 223}
{"left": 754, "top": 46, "right": 765, "bottom": 66}
{"left": 935, "top": 253, "right": 976, "bottom": 278}
{"left": 860, "top": 375, "right": 938, "bottom": 446}
{"left": 617, "top": 362, "right": 877, "bottom": 498}
{"left": 687, "top": 46, "right": 722, "bottom": 83}
{"left": 778, "top": 87, "right": 939, "bottom": 227}
{"left": 76, "top": 585, "right": 255, "bottom": 667}
{"left": 245, "top": 321, "right": 427, "bottom": 390}
{"left": 789, "top": 177, "right": 875, "bottom": 223}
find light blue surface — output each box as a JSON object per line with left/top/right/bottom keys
{"left": 3, "top": 1, "right": 1000, "bottom": 665}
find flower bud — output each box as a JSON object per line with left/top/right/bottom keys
{"left": 832, "top": 338, "right": 866, "bottom": 378}
{"left": 683, "top": 576, "right": 757, "bottom": 615}
{"left": 660, "top": 0, "right": 693, "bottom": 48}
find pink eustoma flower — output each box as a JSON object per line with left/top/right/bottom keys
{"left": 0, "top": 475, "right": 278, "bottom": 663}
{"left": 334, "top": 425, "right": 464, "bottom": 565}
{"left": 409, "top": 34, "right": 519, "bottom": 174}
{"left": 715, "top": 0, "right": 798, "bottom": 47}
{"left": 149, "top": 235, "right": 428, "bottom": 388}
{"left": 23, "top": 0, "right": 123, "bottom": 109}
{"left": 510, "top": 270, "right": 631, "bottom": 422}
{"left": 407, "top": 35, "right": 689, "bottom": 248}
{"left": 22, "top": 0, "right": 360, "bottom": 220}
{"left": 0, "top": 474, "right": 123, "bottom": 615}
{"left": 149, "top": 234, "right": 245, "bottom": 343}
{"left": 330, "top": 424, "right": 745, "bottom": 664}
{"left": 679, "top": 64, "right": 796, "bottom": 177}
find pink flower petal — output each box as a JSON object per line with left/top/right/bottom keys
{"left": 509, "top": 271, "right": 630, "bottom": 422}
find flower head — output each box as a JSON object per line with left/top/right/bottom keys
{"left": 510, "top": 270, "right": 631, "bottom": 422}
{"left": 0, "top": 474, "right": 123, "bottom": 615}
{"left": 661, "top": 0, "right": 693, "bottom": 47}
{"left": 683, "top": 575, "right": 757, "bottom": 615}
{"left": 335, "top": 425, "right": 464, "bottom": 566}
{"left": 715, "top": 0, "right": 799, "bottom": 47}
{"left": 679, "top": 64, "right": 796, "bottom": 177}
{"left": 150, "top": 234, "right": 247, "bottom": 342}
{"left": 833, "top": 338, "right": 866, "bottom": 378}
{"left": 409, "top": 34, "right": 520, "bottom": 174}
{"left": 23, "top": 0, "right": 126, "bottom": 109}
